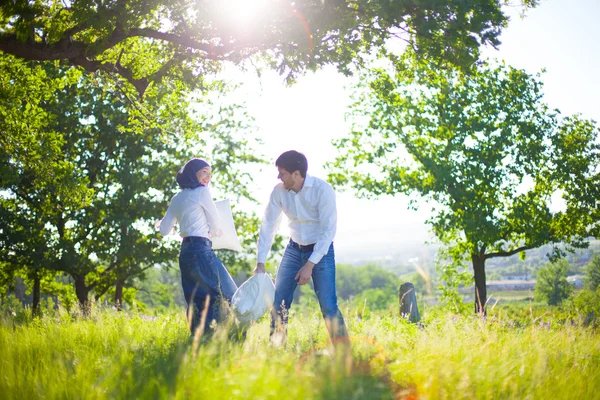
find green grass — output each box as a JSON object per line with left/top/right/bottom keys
{"left": 1, "top": 305, "right": 599, "bottom": 399}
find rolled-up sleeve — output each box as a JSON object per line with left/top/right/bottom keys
{"left": 257, "top": 189, "right": 283, "bottom": 264}
{"left": 308, "top": 184, "right": 337, "bottom": 264}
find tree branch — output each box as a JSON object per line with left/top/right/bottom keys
{"left": 0, "top": 25, "right": 231, "bottom": 96}
{"left": 485, "top": 245, "right": 532, "bottom": 260}
{"left": 127, "top": 28, "right": 217, "bottom": 54}
{"left": 68, "top": 55, "right": 149, "bottom": 97}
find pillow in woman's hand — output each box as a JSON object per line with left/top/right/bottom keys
{"left": 212, "top": 199, "right": 243, "bottom": 252}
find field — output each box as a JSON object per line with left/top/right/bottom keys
{"left": 1, "top": 301, "right": 599, "bottom": 400}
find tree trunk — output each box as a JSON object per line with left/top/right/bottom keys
{"left": 472, "top": 254, "right": 487, "bottom": 315}
{"left": 114, "top": 279, "right": 124, "bottom": 311}
{"left": 32, "top": 275, "right": 41, "bottom": 318}
{"left": 74, "top": 276, "right": 90, "bottom": 314}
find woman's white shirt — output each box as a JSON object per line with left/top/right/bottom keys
{"left": 160, "top": 186, "right": 221, "bottom": 238}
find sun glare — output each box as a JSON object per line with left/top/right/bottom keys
{"left": 221, "top": 0, "right": 267, "bottom": 27}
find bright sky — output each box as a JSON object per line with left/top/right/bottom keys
{"left": 216, "top": 0, "right": 600, "bottom": 264}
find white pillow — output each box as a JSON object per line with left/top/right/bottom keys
{"left": 212, "top": 199, "right": 243, "bottom": 252}
{"left": 231, "top": 273, "right": 275, "bottom": 324}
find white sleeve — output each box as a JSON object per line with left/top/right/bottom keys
{"left": 198, "top": 187, "right": 221, "bottom": 234}
{"left": 257, "top": 188, "right": 283, "bottom": 264}
{"left": 159, "top": 198, "right": 177, "bottom": 236}
{"left": 308, "top": 184, "right": 337, "bottom": 264}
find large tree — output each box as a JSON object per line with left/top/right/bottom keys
{"left": 0, "top": 55, "right": 265, "bottom": 309}
{"left": 329, "top": 55, "right": 600, "bottom": 313}
{"left": 0, "top": 0, "right": 533, "bottom": 96}
{"left": 0, "top": 55, "right": 91, "bottom": 313}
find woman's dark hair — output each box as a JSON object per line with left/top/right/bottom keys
{"left": 176, "top": 158, "right": 210, "bottom": 189}
{"left": 275, "top": 150, "right": 308, "bottom": 178}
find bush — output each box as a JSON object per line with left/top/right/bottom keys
{"left": 569, "top": 287, "right": 600, "bottom": 323}
{"left": 534, "top": 259, "right": 573, "bottom": 306}
{"left": 584, "top": 255, "right": 600, "bottom": 291}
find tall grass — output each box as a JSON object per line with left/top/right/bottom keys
{"left": 1, "top": 304, "right": 598, "bottom": 399}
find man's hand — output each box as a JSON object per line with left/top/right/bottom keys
{"left": 295, "top": 261, "right": 315, "bottom": 285}
{"left": 254, "top": 263, "right": 266, "bottom": 275}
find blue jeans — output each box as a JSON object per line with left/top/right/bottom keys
{"left": 272, "top": 241, "right": 347, "bottom": 339}
{"left": 179, "top": 240, "right": 238, "bottom": 335}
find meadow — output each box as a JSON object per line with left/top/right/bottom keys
{"left": 1, "top": 300, "right": 599, "bottom": 400}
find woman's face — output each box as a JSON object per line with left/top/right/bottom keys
{"left": 196, "top": 166, "right": 211, "bottom": 186}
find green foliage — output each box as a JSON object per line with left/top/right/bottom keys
{"left": 569, "top": 288, "right": 600, "bottom": 324}
{"left": 336, "top": 264, "right": 399, "bottom": 300}
{"left": 0, "top": 0, "right": 527, "bottom": 96}
{"left": 329, "top": 53, "right": 600, "bottom": 312}
{"left": 584, "top": 255, "right": 600, "bottom": 291}
{"left": 534, "top": 259, "right": 573, "bottom": 306}
{"left": 436, "top": 246, "right": 473, "bottom": 315}
{"left": 134, "top": 266, "right": 186, "bottom": 313}
{"left": 0, "top": 54, "right": 265, "bottom": 306}
{"left": 351, "top": 287, "right": 396, "bottom": 313}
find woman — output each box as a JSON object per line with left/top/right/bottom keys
{"left": 159, "top": 158, "right": 238, "bottom": 337}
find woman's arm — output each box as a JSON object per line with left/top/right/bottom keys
{"left": 159, "top": 201, "right": 177, "bottom": 236}
{"left": 198, "top": 187, "right": 222, "bottom": 236}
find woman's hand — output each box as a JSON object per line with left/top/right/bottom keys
{"left": 209, "top": 228, "right": 223, "bottom": 238}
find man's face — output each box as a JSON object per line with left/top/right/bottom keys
{"left": 196, "top": 166, "right": 212, "bottom": 186}
{"left": 277, "top": 167, "right": 298, "bottom": 190}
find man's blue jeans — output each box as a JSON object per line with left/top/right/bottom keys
{"left": 272, "top": 241, "right": 347, "bottom": 339}
{"left": 179, "top": 240, "right": 238, "bottom": 336}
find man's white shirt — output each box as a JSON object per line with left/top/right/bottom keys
{"left": 257, "top": 174, "right": 337, "bottom": 265}
{"left": 160, "top": 186, "right": 221, "bottom": 238}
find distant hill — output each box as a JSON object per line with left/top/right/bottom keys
{"left": 341, "top": 237, "right": 599, "bottom": 278}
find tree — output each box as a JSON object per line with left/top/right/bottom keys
{"left": 0, "top": 0, "right": 533, "bottom": 96}
{"left": 0, "top": 55, "right": 265, "bottom": 309}
{"left": 534, "top": 259, "right": 572, "bottom": 306}
{"left": 584, "top": 255, "right": 600, "bottom": 291}
{"left": 0, "top": 55, "right": 92, "bottom": 314}
{"left": 329, "top": 54, "right": 600, "bottom": 314}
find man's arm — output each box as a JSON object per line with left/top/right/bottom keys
{"left": 308, "top": 183, "right": 337, "bottom": 265}
{"left": 295, "top": 184, "right": 336, "bottom": 285}
{"left": 254, "top": 188, "right": 283, "bottom": 274}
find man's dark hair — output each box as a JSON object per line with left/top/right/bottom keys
{"left": 276, "top": 150, "right": 308, "bottom": 178}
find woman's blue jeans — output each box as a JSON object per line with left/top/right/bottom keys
{"left": 178, "top": 240, "right": 238, "bottom": 335}
{"left": 272, "top": 241, "right": 347, "bottom": 339}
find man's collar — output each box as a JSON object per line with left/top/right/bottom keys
{"left": 288, "top": 174, "right": 313, "bottom": 193}
{"left": 303, "top": 174, "right": 314, "bottom": 188}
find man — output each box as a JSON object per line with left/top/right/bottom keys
{"left": 254, "top": 150, "right": 347, "bottom": 342}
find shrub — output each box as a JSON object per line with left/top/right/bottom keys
{"left": 534, "top": 259, "right": 573, "bottom": 306}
